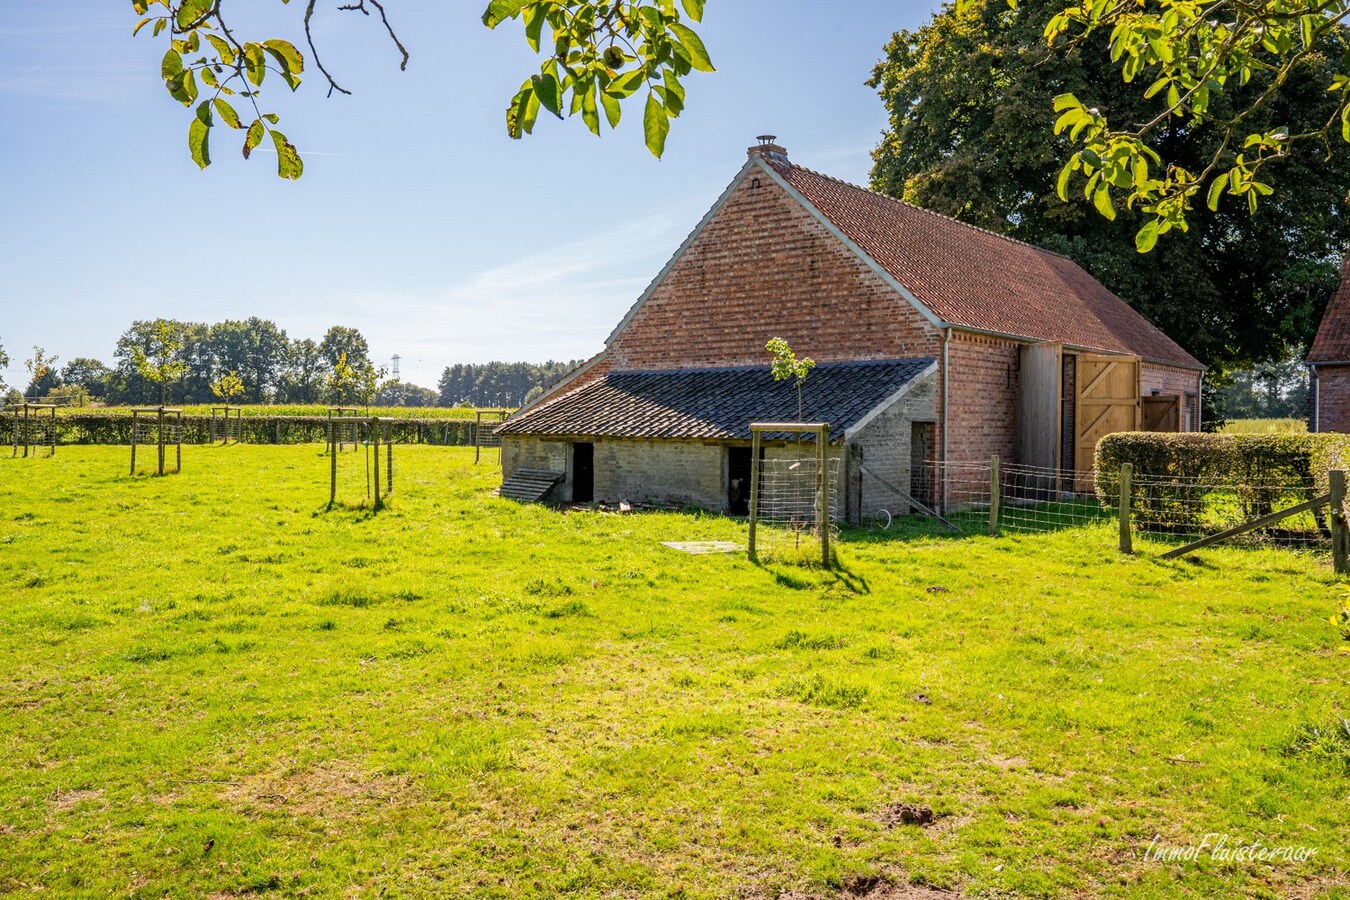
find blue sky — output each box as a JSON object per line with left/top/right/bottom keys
{"left": 0, "top": 1, "right": 940, "bottom": 391}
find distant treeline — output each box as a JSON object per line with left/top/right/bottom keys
{"left": 436, "top": 361, "right": 580, "bottom": 408}
{"left": 6, "top": 317, "right": 580, "bottom": 409}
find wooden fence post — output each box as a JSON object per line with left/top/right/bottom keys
{"left": 818, "top": 424, "right": 831, "bottom": 568}
{"left": 748, "top": 431, "right": 761, "bottom": 561}
{"left": 372, "top": 419, "right": 382, "bottom": 507}
{"left": 1331, "top": 469, "right": 1348, "bottom": 576}
{"left": 329, "top": 425, "right": 337, "bottom": 507}
{"left": 1118, "top": 463, "right": 1133, "bottom": 554}
{"left": 989, "top": 455, "right": 1000, "bottom": 536}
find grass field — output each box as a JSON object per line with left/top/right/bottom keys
{"left": 1222, "top": 419, "right": 1309, "bottom": 434}
{"left": 0, "top": 446, "right": 1346, "bottom": 898}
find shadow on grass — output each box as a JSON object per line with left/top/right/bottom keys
{"left": 749, "top": 555, "right": 871, "bottom": 595}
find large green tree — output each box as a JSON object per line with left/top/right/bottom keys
{"left": 206, "top": 318, "right": 291, "bottom": 403}
{"left": 869, "top": 0, "right": 1350, "bottom": 375}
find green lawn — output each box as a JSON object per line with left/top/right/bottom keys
{"left": 0, "top": 446, "right": 1346, "bottom": 899}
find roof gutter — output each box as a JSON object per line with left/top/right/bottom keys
{"left": 936, "top": 323, "right": 1206, "bottom": 373}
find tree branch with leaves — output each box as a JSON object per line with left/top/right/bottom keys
{"left": 132, "top": 0, "right": 712, "bottom": 176}
{"left": 766, "top": 337, "right": 815, "bottom": 423}
{"left": 1041, "top": 0, "right": 1350, "bottom": 250}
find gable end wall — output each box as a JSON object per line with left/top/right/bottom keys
{"left": 607, "top": 170, "right": 941, "bottom": 370}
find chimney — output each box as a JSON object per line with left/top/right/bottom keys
{"left": 747, "top": 134, "right": 789, "bottom": 164}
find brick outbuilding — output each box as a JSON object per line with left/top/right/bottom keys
{"left": 499, "top": 139, "right": 1204, "bottom": 517}
{"left": 1307, "top": 254, "right": 1350, "bottom": 432}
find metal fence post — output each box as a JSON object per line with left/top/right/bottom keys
{"left": 1118, "top": 463, "right": 1133, "bottom": 554}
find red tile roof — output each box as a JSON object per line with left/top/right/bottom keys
{"left": 766, "top": 159, "right": 1203, "bottom": 370}
{"left": 1308, "top": 253, "right": 1350, "bottom": 363}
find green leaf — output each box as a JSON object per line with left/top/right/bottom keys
{"left": 1055, "top": 163, "right": 1073, "bottom": 201}
{"left": 161, "top": 47, "right": 183, "bottom": 82}
{"left": 176, "top": 0, "right": 211, "bottom": 30}
{"left": 263, "top": 40, "right": 304, "bottom": 90}
{"left": 669, "top": 24, "right": 714, "bottom": 72}
{"left": 243, "top": 120, "right": 264, "bottom": 158}
{"left": 523, "top": 4, "right": 545, "bottom": 52}
{"left": 482, "top": 0, "right": 530, "bottom": 28}
{"left": 581, "top": 84, "right": 600, "bottom": 135}
{"left": 205, "top": 34, "right": 235, "bottom": 65}
{"left": 644, "top": 92, "right": 669, "bottom": 157}
{"left": 534, "top": 73, "right": 562, "bottom": 116}
{"left": 167, "top": 68, "right": 198, "bottom": 106}
{"left": 1206, "top": 172, "right": 1230, "bottom": 210}
{"left": 600, "top": 90, "right": 621, "bottom": 129}
{"left": 608, "top": 68, "right": 645, "bottom": 98}
{"left": 244, "top": 43, "right": 266, "bottom": 87}
{"left": 133, "top": 17, "right": 153, "bottom": 37}
{"left": 188, "top": 102, "right": 212, "bottom": 170}
{"left": 1134, "top": 220, "right": 1159, "bottom": 253}
{"left": 214, "top": 98, "right": 242, "bottom": 129}
{"left": 270, "top": 129, "right": 303, "bottom": 180}
{"left": 680, "top": 0, "right": 705, "bottom": 22}
{"left": 1052, "top": 93, "right": 1081, "bottom": 112}
{"left": 1092, "top": 185, "right": 1116, "bottom": 220}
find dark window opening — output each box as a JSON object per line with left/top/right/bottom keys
{"left": 572, "top": 442, "right": 594, "bottom": 503}
{"left": 727, "top": 446, "right": 752, "bottom": 515}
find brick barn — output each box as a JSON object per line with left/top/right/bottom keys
{"left": 497, "top": 138, "right": 1204, "bottom": 518}
{"left": 1307, "top": 254, "right": 1350, "bottom": 432}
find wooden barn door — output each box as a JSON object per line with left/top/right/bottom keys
{"left": 1075, "top": 354, "right": 1140, "bottom": 489}
{"left": 1018, "top": 342, "right": 1063, "bottom": 471}
{"left": 1142, "top": 395, "right": 1181, "bottom": 432}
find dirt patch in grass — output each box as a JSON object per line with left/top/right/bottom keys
{"left": 879, "top": 802, "right": 936, "bottom": 828}
{"left": 50, "top": 788, "right": 104, "bottom": 811}
{"left": 222, "top": 759, "right": 416, "bottom": 819}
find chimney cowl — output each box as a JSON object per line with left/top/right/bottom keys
{"left": 747, "top": 134, "right": 789, "bottom": 163}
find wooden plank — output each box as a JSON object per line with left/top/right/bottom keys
{"left": 1332, "top": 471, "right": 1348, "bottom": 576}
{"left": 1160, "top": 493, "right": 1331, "bottom": 559}
{"left": 1018, "top": 342, "right": 1062, "bottom": 473}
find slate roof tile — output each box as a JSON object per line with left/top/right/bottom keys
{"left": 497, "top": 359, "right": 935, "bottom": 441}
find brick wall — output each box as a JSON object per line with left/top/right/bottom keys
{"left": 943, "top": 332, "right": 1020, "bottom": 466}
{"left": 1315, "top": 365, "right": 1350, "bottom": 433}
{"left": 607, "top": 170, "right": 942, "bottom": 370}
{"left": 1141, "top": 362, "right": 1203, "bottom": 431}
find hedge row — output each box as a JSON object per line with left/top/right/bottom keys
{"left": 1094, "top": 432, "right": 1350, "bottom": 532}
{"left": 2, "top": 413, "right": 482, "bottom": 447}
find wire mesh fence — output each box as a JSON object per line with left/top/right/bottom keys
{"left": 1109, "top": 470, "right": 1331, "bottom": 550}
{"left": 860, "top": 458, "right": 1112, "bottom": 536}
{"left": 752, "top": 455, "right": 842, "bottom": 565}
{"left": 856, "top": 453, "right": 1333, "bottom": 554}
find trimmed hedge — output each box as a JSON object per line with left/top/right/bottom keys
{"left": 1095, "top": 432, "right": 1350, "bottom": 533}
{"left": 1, "top": 413, "right": 479, "bottom": 447}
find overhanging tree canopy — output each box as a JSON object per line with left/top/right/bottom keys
{"left": 869, "top": 0, "right": 1350, "bottom": 373}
